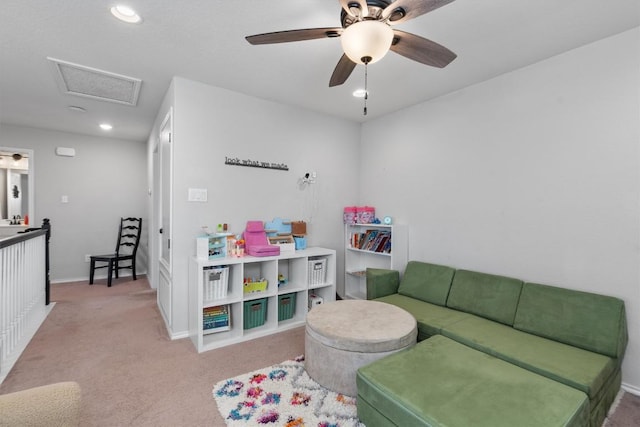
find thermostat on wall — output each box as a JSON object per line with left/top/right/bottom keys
{"left": 55, "top": 147, "right": 76, "bottom": 157}
{"left": 383, "top": 216, "right": 392, "bottom": 225}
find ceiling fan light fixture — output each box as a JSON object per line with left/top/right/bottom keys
{"left": 340, "top": 20, "right": 393, "bottom": 64}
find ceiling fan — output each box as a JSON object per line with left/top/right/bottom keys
{"left": 245, "top": 0, "right": 457, "bottom": 87}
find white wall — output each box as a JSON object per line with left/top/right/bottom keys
{"left": 0, "top": 124, "right": 148, "bottom": 282}
{"left": 157, "top": 77, "right": 360, "bottom": 335}
{"left": 360, "top": 28, "right": 640, "bottom": 391}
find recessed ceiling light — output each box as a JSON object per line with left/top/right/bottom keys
{"left": 352, "top": 89, "right": 368, "bottom": 98}
{"left": 67, "top": 105, "right": 87, "bottom": 113}
{"left": 110, "top": 5, "right": 142, "bottom": 24}
{"left": 99, "top": 123, "right": 113, "bottom": 131}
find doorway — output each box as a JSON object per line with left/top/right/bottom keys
{"left": 155, "top": 109, "right": 173, "bottom": 326}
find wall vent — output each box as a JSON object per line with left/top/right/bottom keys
{"left": 47, "top": 57, "right": 141, "bottom": 106}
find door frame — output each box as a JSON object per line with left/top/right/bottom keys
{"left": 158, "top": 109, "right": 173, "bottom": 274}
{"left": 151, "top": 108, "right": 173, "bottom": 326}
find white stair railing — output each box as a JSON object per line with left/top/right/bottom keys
{"left": 0, "top": 229, "right": 48, "bottom": 384}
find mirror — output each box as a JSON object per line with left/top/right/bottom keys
{"left": 0, "top": 147, "right": 34, "bottom": 225}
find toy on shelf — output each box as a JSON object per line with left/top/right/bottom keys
{"left": 278, "top": 274, "right": 288, "bottom": 287}
{"left": 265, "top": 217, "right": 295, "bottom": 253}
{"left": 244, "top": 277, "right": 268, "bottom": 293}
{"left": 265, "top": 217, "right": 291, "bottom": 236}
{"left": 229, "top": 236, "right": 245, "bottom": 257}
{"left": 343, "top": 206, "right": 378, "bottom": 224}
{"left": 244, "top": 221, "right": 280, "bottom": 257}
{"left": 292, "top": 220, "right": 307, "bottom": 250}
{"left": 269, "top": 235, "right": 295, "bottom": 252}
{"left": 196, "top": 231, "right": 230, "bottom": 260}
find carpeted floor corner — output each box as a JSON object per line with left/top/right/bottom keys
{"left": 603, "top": 390, "right": 640, "bottom": 427}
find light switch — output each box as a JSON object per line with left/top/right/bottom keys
{"left": 61, "top": 195, "right": 69, "bottom": 203}
{"left": 188, "top": 188, "right": 207, "bottom": 202}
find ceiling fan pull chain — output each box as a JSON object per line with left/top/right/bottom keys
{"left": 363, "top": 59, "right": 369, "bottom": 116}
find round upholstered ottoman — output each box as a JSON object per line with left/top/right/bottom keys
{"left": 305, "top": 299, "right": 417, "bottom": 396}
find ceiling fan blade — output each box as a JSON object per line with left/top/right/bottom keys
{"left": 390, "top": 30, "right": 456, "bottom": 68}
{"left": 382, "top": 0, "right": 455, "bottom": 25}
{"left": 246, "top": 28, "right": 342, "bottom": 45}
{"left": 339, "top": 0, "right": 369, "bottom": 18}
{"left": 329, "top": 54, "right": 357, "bottom": 87}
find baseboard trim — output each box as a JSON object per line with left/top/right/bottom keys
{"left": 170, "top": 330, "right": 190, "bottom": 340}
{"left": 51, "top": 272, "right": 148, "bottom": 284}
{"left": 156, "top": 302, "right": 188, "bottom": 341}
{"left": 621, "top": 382, "right": 640, "bottom": 396}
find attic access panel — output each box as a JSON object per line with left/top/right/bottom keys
{"left": 47, "top": 57, "right": 141, "bottom": 106}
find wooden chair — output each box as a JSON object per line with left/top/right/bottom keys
{"left": 89, "top": 217, "right": 142, "bottom": 287}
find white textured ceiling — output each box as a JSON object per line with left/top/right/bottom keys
{"left": 0, "top": 0, "right": 638, "bottom": 142}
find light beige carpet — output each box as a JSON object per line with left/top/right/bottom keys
{"left": 0, "top": 277, "right": 304, "bottom": 426}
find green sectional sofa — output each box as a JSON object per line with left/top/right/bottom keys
{"left": 358, "top": 261, "right": 628, "bottom": 427}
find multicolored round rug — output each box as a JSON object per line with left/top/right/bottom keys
{"left": 213, "top": 355, "right": 365, "bottom": 426}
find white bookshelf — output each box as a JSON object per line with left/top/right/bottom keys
{"left": 344, "top": 224, "right": 407, "bottom": 300}
{"left": 188, "top": 247, "right": 336, "bottom": 352}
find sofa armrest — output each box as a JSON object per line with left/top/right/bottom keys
{"left": 366, "top": 268, "right": 400, "bottom": 299}
{"left": 0, "top": 381, "right": 81, "bottom": 426}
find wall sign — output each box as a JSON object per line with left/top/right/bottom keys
{"left": 225, "top": 156, "right": 288, "bottom": 171}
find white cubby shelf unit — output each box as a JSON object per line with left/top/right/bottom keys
{"left": 188, "top": 247, "right": 336, "bottom": 353}
{"left": 344, "top": 223, "right": 408, "bottom": 300}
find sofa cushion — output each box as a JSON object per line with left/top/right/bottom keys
{"left": 514, "top": 282, "right": 627, "bottom": 358}
{"left": 397, "top": 261, "right": 455, "bottom": 306}
{"left": 446, "top": 269, "right": 523, "bottom": 325}
{"left": 442, "top": 315, "right": 616, "bottom": 399}
{"left": 366, "top": 268, "right": 400, "bottom": 299}
{"left": 357, "top": 335, "right": 589, "bottom": 427}
{"left": 374, "top": 293, "right": 470, "bottom": 340}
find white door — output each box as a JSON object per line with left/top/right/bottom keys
{"left": 158, "top": 110, "right": 173, "bottom": 325}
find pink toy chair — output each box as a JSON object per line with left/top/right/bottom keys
{"left": 244, "top": 221, "right": 280, "bottom": 257}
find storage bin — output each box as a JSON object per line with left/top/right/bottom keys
{"left": 203, "top": 266, "right": 229, "bottom": 301}
{"left": 356, "top": 206, "right": 375, "bottom": 224}
{"left": 278, "top": 293, "right": 297, "bottom": 321}
{"left": 343, "top": 206, "right": 357, "bottom": 224}
{"left": 268, "top": 235, "right": 295, "bottom": 254}
{"left": 243, "top": 279, "right": 268, "bottom": 293}
{"left": 243, "top": 298, "right": 267, "bottom": 329}
{"left": 308, "top": 257, "right": 327, "bottom": 285}
{"left": 308, "top": 293, "right": 324, "bottom": 309}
